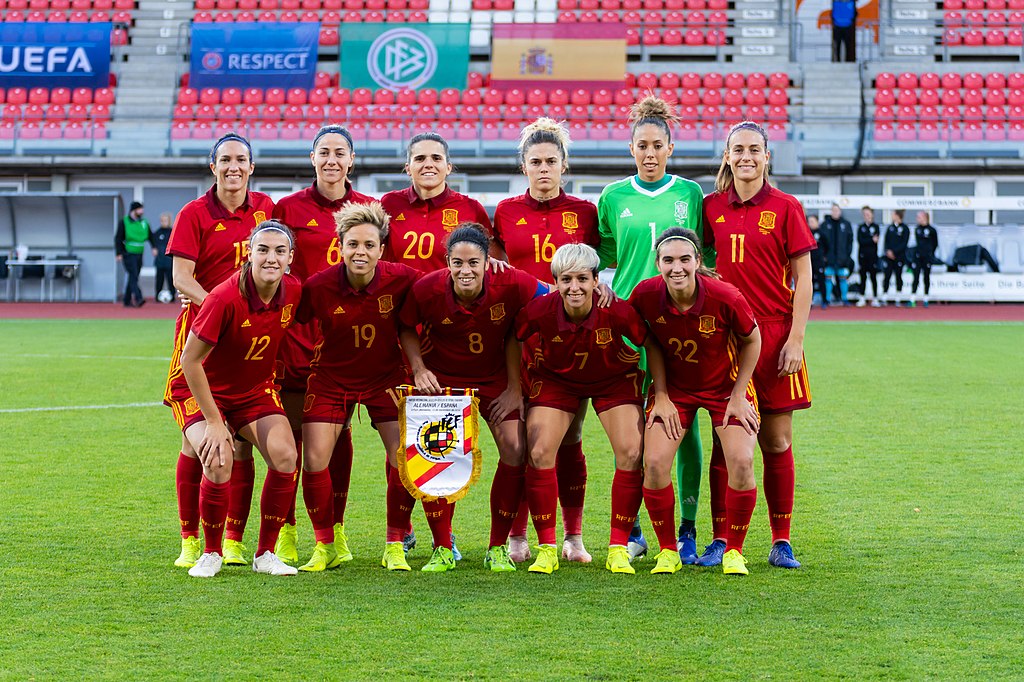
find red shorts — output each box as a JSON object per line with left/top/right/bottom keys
{"left": 647, "top": 384, "right": 759, "bottom": 429}
{"left": 525, "top": 370, "right": 645, "bottom": 415}
{"left": 168, "top": 383, "right": 285, "bottom": 433}
{"left": 435, "top": 372, "right": 520, "bottom": 423}
{"left": 752, "top": 317, "right": 812, "bottom": 414}
{"left": 302, "top": 368, "right": 408, "bottom": 426}
{"left": 276, "top": 322, "right": 317, "bottom": 394}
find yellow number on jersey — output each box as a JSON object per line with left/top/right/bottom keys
{"left": 730, "top": 233, "right": 745, "bottom": 263}
{"left": 532, "top": 234, "right": 556, "bottom": 263}
{"left": 233, "top": 240, "right": 251, "bottom": 269}
{"left": 352, "top": 324, "right": 376, "bottom": 348}
{"left": 326, "top": 237, "right": 342, "bottom": 266}
{"left": 244, "top": 335, "right": 271, "bottom": 361}
{"left": 668, "top": 338, "right": 698, "bottom": 363}
{"left": 402, "top": 231, "right": 435, "bottom": 261}
{"left": 468, "top": 332, "right": 484, "bottom": 354}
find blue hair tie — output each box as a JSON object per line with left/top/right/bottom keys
{"left": 312, "top": 125, "right": 354, "bottom": 153}
{"left": 210, "top": 133, "right": 253, "bottom": 164}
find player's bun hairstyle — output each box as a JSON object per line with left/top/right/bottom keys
{"left": 238, "top": 219, "right": 294, "bottom": 297}
{"left": 715, "top": 120, "right": 771, "bottom": 193}
{"left": 551, "top": 243, "right": 600, "bottom": 280}
{"left": 209, "top": 132, "right": 252, "bottom": 166}
{"left": 405, "top": 131, "right": 451, "bottom": 165}
{"left": 312, "top": 124, "right": 354, "bottom": 153}
{"left": 655, "top": 226, "right": 719, "bottom": 279}
{"left": 518, "top": 117, "right": 571, "bottom": 169}
{"left": 334, "top": 201, "right": 390, "bottom": 242}
{"left": 629, "top": 95, "right": 679, "bottom": 144}
{"left": 446, "top": 222, "right": 490, "bottom": 257}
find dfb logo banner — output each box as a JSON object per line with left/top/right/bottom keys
{"left": 0, "top": 23, "right": 111, "bottom": 89}
{"left": 340, "top": 24, "right": 469, "bottom": 91}
{"left": 396, "top": 387, "right": 481, "bottom": 502}
{"left": 190, "top": 23, "right": 319, "bottom": 90}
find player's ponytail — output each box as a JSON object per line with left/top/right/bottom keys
{"left": 629, "top": 95, "right": 679, "bottom": 144}
{"left": 446, "top": 222, "right": 490, "bottom": 257}
{"left": 518, "top": 117, "right": 571, "bottom": 170}
{"left": 714, "top": 120, "right": 771, "bottom": 193}
{"left": 655, "top": 226, "right": 719, "bottom": 279}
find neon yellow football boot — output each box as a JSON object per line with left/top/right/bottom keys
{"left": 722, "top": 548, "right": 749, "bottom": 576}
{"left": 222, "top": 539, "right": 248, "bottom": 566}
{"left": 527, "top": 544, "right": 560, "bottom": 574}
{"left": 421, "top": 546, "right": 456, "bottom": 573}
{"left": 299, "top": 541, "right": 342, "bottom": 572}
{"left": 174, "top": 536, "right": 202, "bottom": 568}
{"left": 334, "top": 523, "right": 353, "bottom": 562}
{"left": 381, "top": 542, "right": 411, "bottom": 571}
{"left": 605, "top": 545, "right": 636, "bottom": 574}
{"left": 484, "top": 545, "right": 516, "bottom": 572}
{"left": 274, "top": 523, "right": 298, "bottom": 564}
{"left": 651, "top": 548, "right": 683, "bottom": 574}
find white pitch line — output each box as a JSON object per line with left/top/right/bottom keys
{"left": 0, "top": 402, "right": 163, "bottom": 414}
{"left": 5, "top": 353, "right": 170, "bottom": 361}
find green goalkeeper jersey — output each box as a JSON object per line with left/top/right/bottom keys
{"left": 597, "top": 174, "right": 711, "bottom": 297}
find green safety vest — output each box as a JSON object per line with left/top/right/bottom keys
{"left": 123, "top": 216, "right": 150, "bottom": 255}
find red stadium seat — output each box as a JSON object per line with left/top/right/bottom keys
{"left": 467, "top": 72, "right": 486, "bottom": 89}
{"left": 261, "top": 104, "right": 282, "bottom": 120}
{"left": 895, "top": 105, "right": 916, "bottom": 122}
{"left": 94, "top": 88, "right": 114, "bottom": 105}
{"left": 963, "top": 29, "right": 984, "bottom": 44}
{"left": 505, "top": 88, "right": 526, "bottom": 105}
{"left": 373, "top": 88, "right": 395, "bottom": 105}
{"left": 636, "top": 72, "right": 658, "bottom": 90}
{"left": 940, "top": 72, "right": 963, "bottom": 89}
{"left": 918, "top": 88, "right": 939, "bottom": 106}
{"left": 985, "top": 29, "right": 1007, "bottom": 45}
{"left": 418, "top": 88, "right": 438, "bottom": 106}
{"left": 242, "top": 88, "right": 263, "bottom": 105}
{"left": 985, "top": 104, "right": 1007, "bottom": 121}
{"left": 896, "top": 89, "right": 917, "bottom": 107}
{"left": 940, "top": 89, "right": 962, "bottom": 107}
{"left": 6, "top": 87, "right": 27, "bottom": 105}
{"left": 896, "top": 72, "right": 917, "bottom": 89}
{"left": 874, "top": 105, "right": 894, "bottom": 122}
{"left": 265, "top": 87, "right": 285, "bottom": 105}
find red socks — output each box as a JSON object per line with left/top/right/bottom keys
{"left": 199, "top": 476, "right": 229, "bottom": 554}
{"left": 422, "top": 498, "right": 453, "bottom": 549}
{"left": 225, "top": 457, "right": 255, "bottom": 542}
{"left": 709, "top": 439, "right": 728, "bottom": 540}
{"left": 763, "top": 446, "right": 795, "bottom": 543}
{"left": 609, "top": 468, "right": 643, "bottom": 546}
{"left": 284, "top": 429, "right": 303, "bottom": 526}
{"left": 302, "top": 467, "right": 335, "bottom": 544}
{"left": 176, "top": 452, "right": 202, "bottom": 539}
{"left": 385, "top": 466, "right": 415, "bottom": 543}
{"left": 643, "top": 484, "right": 677, "bottom": 552}
{"left": 725, "top": 486, "right": 757, "bottom": 553}
{"left": 257, "top": 469, "right": 297, "bottom": 557}
{"left": 556, "top": 441, "right": 587, "bottom": 535}
{"left": 329, "top": 429, "right": 354, "bottom": 525}
{"left": 526, "top": 466, "right": 558, "bottom": 545}
{"left": 489, "top": 461, "right": 526, "bottom": 547}
{"left": 510, "top": 496, "right": 530, "bottom": 537}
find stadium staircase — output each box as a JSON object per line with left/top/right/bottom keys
{"left": 798, "top": 61, "right": 861, "bottom": 158}
{"left": 105, "top": 0, "right": 188, "bottom": 156}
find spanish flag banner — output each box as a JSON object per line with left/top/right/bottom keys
{"left": 396, "top": 387, "right": 482, "bottom": 503}
{"left": 489, "top": 23, "right": 627, "bottom": 90}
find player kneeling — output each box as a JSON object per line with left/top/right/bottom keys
{"left": 630, "top": 228, "right": 761, "bottom": 575}
{"left": 515, "top": 244, "right": 648, "bottom": 575}
{"left": 169, "top": 221, "right": 301, "bottom": 578}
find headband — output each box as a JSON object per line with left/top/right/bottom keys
{"left": 657, "top": 234, "right": 701, "bottom": 254}
{"left": 210, "top": 133, "right": 253, "bottom": 165}
{"left": 312, "top": 125, "right": 354, "bottom": 153}
{"left": 250, "top": 222, "right": 293, "bottom": 249}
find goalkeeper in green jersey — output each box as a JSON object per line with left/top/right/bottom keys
{"left": 597, "top": 95, "right": 712, "bottom": 563}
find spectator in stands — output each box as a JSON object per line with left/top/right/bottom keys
{"left": 808, "top": 214, "right": 829, "bottom": 309}
{"left": 822, "top": 203, "right": 853, "bottom": 306}
{"left": 882, "top": 209, "right": 910, "bottom": 306}
{"left": 115, "top": 200, "right": 150, "bottom": 307}
{"left": 856, "top": 205, "right": 881, "bottom": 307}
{"left": 831, "top": 0, "right": 857, "bottom": 63}
{"left": 151, "top": 212, "right": 174, "bottom": 302}
{"left": 911, "top": 210, "right": 939, "bottom": 307}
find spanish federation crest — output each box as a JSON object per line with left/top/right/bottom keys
{"left": 378, "top": 295, "right": 394, "bottom": 315}
{"left": 698, "top": 315, "right": 717, "bottom": 336}
{"left": 674, "top": 201, "right": 688, "bottom": 224}
{"left": 757, "top": 210, "right": 777, "bottom": 235}
{"left": 490, "top": 303, "right": 505, "bottom": 321}
{"left": 253, "top": 211, "right": 267, "bottom": 226}
{"left": 595, "top": 327, "right": 613, "bottom": 345}
{"left": 442, "top": 208, "right": 459, "bottom": 230}
{"left": 280, "top": 304, "right": 294, "bottom": 328}
{"left": 562, "top": 211, "right": 579, "bottom": 234}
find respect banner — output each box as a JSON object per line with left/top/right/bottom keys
{"left": 190, "top": 22, "right": 318, "bottom": 89}
{"left": 340, "top": 24, "right": 469, "bottom": 91}
{"left": 0, "top": 23, "right": 111, "bottom": 89}
{"left": 490, "top": 23, "right": 627, "bottom": 89}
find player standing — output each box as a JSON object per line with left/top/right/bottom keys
{"left": 492, "top": 118, "right": 599, "bottom": 564}
{"left": 631, "top": 228, "right": 761, "bottom": 575}
{"left": 168, "top": 221, "right": 300, "bottom": 578}
{"left": 271, "top": 125, "right": 375, "bottom": 565}
{"left": 596, "top": 96, "right": 708, "bottom": 563}
{"left": 702, "top": 121, "right": 815, "bottom": 569}
{"left": 165, "top": 133, "right": 274, "bottom": 569}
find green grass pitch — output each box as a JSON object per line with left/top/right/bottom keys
{"left": 0, "top": 318, "right": 1021, "bottom": 679}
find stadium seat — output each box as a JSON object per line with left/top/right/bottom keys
{"left": 896, "top": 72, "right": 918, "bottom": 89}
{"left": 874, "top": 72, "right": 896, "bottom": 89}
{"left": 941, "top": 72, "right": 963, "bottom": 89}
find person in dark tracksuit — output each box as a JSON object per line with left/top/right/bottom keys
{"left": 808, "top": 214, "right": 829, "bottom": 309}
{"left": 882, "top": 208, "right": 910, "bottom": 305}
{"left": 911, "top": 210, "right": 939, "bottom": 307}
{"left": 151, "top": 212, "right": 174, "bottom": 301}
{"left": 822, "top": 203, "right": 854, "bottom": 306}
{"left": 856, "top": 205, "right": 881, "bottom": 307}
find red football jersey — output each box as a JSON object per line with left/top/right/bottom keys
{"left": 629, "top": 274, "right": 756, "bottom": 401}
{"left": 492, "top": 190, "right": 600, "bottom": 284}
{"left": 380, "top": 186, "right": 492, "bottom": 273}
{"left": 702, "top": 183, "right": 816, "bottom": 319}
{"left": 515, "top": 293, "right": 647, "bottom": 390}
{"left": 167, "top": 186, "right": 275, "bottom": 294}
{"left": 172, "top": 271, "right": 300, "bottom": 399}
{"left": 399, "top": 267, "right": 545, "bottom": 384}
{"left": 272, "top": 181, "right": 375, "bottom": 383}
{"left": 297, "top": 260, "right": 419, "bottom": 388}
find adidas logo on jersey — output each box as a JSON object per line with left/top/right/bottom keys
{"left": 333, "top": 306, "right": 346, "bottom": 315}
{"left": 619, "top": 208, "right": 633, "bottom": 218}
{"left": 516, "top": 217, "right": 527, "bottom": 225}
{"left": 241, "top": 319, "right": 251, "bottom": 327}
{"left": 551, "top": 335, "right": 563, "bottom": 342}
{"left": 307, "top": 219, "right": 318, "bottom": 227}
{"left": 396, "top": 213, "right": 406, "bottom": 221}
{"left": 214, "top": 222, "right": 226, "bottom": 231}
{"left": 716, "top": 215, "right": 725, "bottom": 223}
{"left": 442, "top": 317, "right": 453, "bottom": 324}
{"left": 655, "top": 316, "right": 666, "bottom": 324}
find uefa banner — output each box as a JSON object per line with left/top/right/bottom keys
{"left": 340, "top": 24, "right": 469, "bottom": 91}
{"left": 0, "top": 23, "right": 111, "bottom": 89}
{"left": 490, "top": 23, "right": 627, "bottom": 90}
{"left": 190, "top": 22, "right": 319, "bottom": 90}
{"left": 396, "top": 388, "right": 481, "bottom": 503}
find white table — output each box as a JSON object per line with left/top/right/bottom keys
{"left": 7, "top": 259, "right": 82, "bottom": 302}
